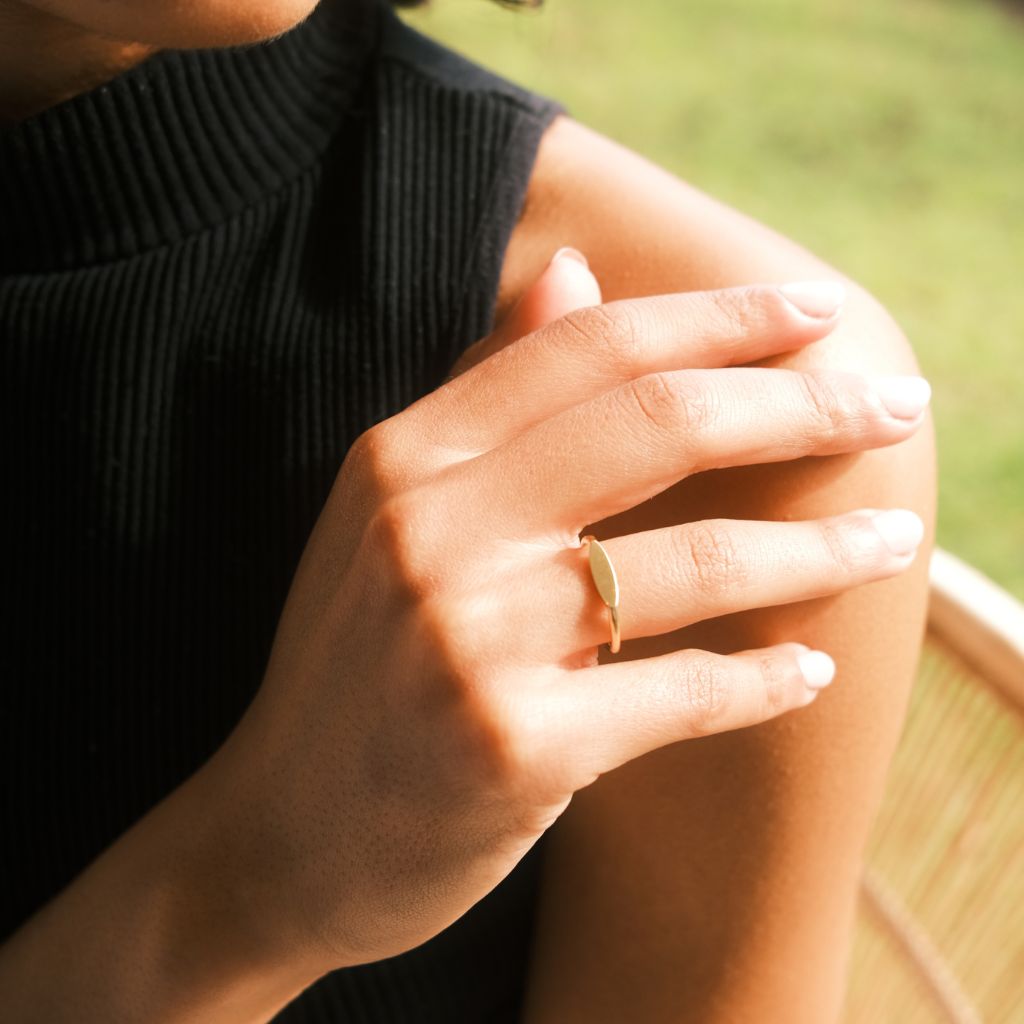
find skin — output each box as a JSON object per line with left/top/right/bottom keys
{"left": 0, "top": 4, "right": 936, "bottom": 1023}
{"left": 507, "top": 120, "right": 935, "bottom": 1023}
{"left": 0, "top": 0, "right": 318, "bottom": 121}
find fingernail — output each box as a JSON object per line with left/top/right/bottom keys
{"left": 872, "top": 375, "right": 931, "bottom": 419}
{"left": 777, "top": 281, "right": 846, "bottom": 319}
{"left": 798, "top": 650, "right": 836, "bottom": 690}
{"left": 871, "top": 509, "right": 924, "bottom": 556}
{"left": 551, "top": 246, "right": 589, "bottom": 269}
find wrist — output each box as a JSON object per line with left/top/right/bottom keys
{"left": 163, "top": 750, "right": 331, "bottom": 1020}
{"left": 0, "top": 750, "right": 326, "bottom": 1024}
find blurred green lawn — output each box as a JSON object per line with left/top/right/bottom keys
{"left": 404, "top": 0, "right": 1024, "bottom": 598}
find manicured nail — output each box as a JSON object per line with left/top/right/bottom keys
{"left": 798, "top": 650, "right": 836, "bottom": 690}
{"left": 551, "top": 246, "right": 589, "bottom": 269}
{"left": 872, "top": 375, "right": 931, "bottom": 419}
{"left": 871, "top": 509, "right": 924, "bottom": 556}
{"left": 777, "top": 281, "right": 846, "bottom": 319}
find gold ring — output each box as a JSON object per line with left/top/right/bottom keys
{"left": 581, "top": 535, "right": 621, "bottom": 654}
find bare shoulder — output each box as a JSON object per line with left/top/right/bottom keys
{"left": 500, "top": 115, "right": 918, "bottom": 379}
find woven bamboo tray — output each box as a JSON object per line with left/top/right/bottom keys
{"left": 844, "top": 549, "right": 1024, "bottom": 1024}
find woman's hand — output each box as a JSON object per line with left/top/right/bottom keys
{"left": 207, "top": 264, "right": 930, "bottom": 979}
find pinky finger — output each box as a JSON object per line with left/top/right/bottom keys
{"left": 546, "top": 642, "right": 835, "bottom": 785}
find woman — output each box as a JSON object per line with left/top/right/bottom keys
{"left": 0, "top": 0, "right": 935, "bottom": 1021}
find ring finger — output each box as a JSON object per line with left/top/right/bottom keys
{"left": 507, "top": 508, "right": 924, "bottom": 662}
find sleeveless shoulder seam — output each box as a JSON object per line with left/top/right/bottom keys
{"left": 368, "top": 3, "right": 566, "bottom": 365}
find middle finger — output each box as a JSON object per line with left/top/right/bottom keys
{"left": 458, "top": 366, "right": 929, "bottom": 539}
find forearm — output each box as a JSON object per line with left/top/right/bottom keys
{"left": 0, "top": 752, "right": 323, "bottom": 1023}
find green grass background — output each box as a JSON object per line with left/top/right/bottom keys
{"left": 403, "top": 0, "right": 1024, "bottom": 598}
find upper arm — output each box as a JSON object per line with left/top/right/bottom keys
{"left": 506, "top": 117, "right": 936, "bottom": 1023}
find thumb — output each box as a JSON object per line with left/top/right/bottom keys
{"left": 448, "top": 247, "right": 602, "bottom": 378}
{"left": 493, "top": 246, "right": 603, "bottom": 346}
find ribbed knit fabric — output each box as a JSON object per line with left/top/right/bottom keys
{"left": 0, "top": 2, "right": 562, "bottom": 1018}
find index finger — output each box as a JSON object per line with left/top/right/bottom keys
{"left": 402, "top": 281, "right": 846, "bottom": 456}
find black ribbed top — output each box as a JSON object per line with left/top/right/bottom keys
{"left": 0, "top": 2, "right": 562, "bottom": 1018}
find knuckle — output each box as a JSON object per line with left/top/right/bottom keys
{"left": 794, "top": 371, "right": 855, "bottom": 437}
{"left": 706, "top": 284, "right": 770, "bottom": 339}
{"left": 675, "top": 521, "right": 747, "bottom": 594}
{"left": 344, "top": 420, "right": 403, "bottom": 498}
{"left": 622, "top": 373, "right": 672, "bottom": 432}
{"left": 365, "top": 491, "right": 445, "bottom": 602}
{"left": 561, "top": 302, "right": 644, "bottom": 371}
{"left": 481, "top": 702, "right": 543, "bottom": 797}
{"left": 411, "top": 598, "right": 518, "bottom": 760}
{"left": 623, "top": 371, "right": 713, "bottom": 438}
{"left": 820, "top": 515, "right": 877, "bottom": 575}
{"left": 758, "top": 653, "right": 794, "bottom": 714}
{"left": 681, "top": 654, "right": 731, "bottom": 735}
{"left": 415, "top": 592, "right": 487, "bottom": 688}
{"left": 423, "top": 655, "right": 533, "bottom": 789}
{"left": 674, "top": 376, "right": 718, "bottom": 435}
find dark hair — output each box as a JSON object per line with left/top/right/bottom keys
{"left": 393, "top": 0, "right": 539, "bottom": 7}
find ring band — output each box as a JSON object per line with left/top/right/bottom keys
{"left": 581, "top": 535, "right": 621, "bottom": 654}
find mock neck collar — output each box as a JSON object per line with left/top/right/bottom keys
{"left": 0, "top": 0, "right": 384, "bottom": 273}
